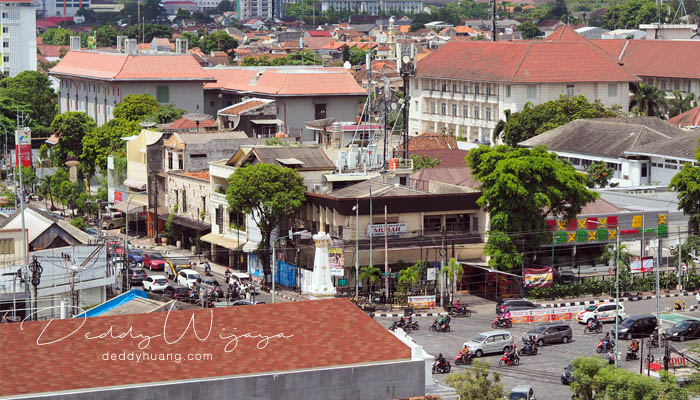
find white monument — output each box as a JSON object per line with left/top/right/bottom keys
{"left": 309, "top": 214, "right": 336, "bottom": 297}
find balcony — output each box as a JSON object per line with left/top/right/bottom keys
{"left": 212, "top": 191, "right": 227, "bottom": 204}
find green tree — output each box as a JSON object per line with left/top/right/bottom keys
{"left": 191, "top": 11, "right": 212, "bottom": 24}
{"left": 216, "top": 0, "right": 234, "bottom": 12}
{"left": 341, "top": 45, "right": 351, "bottom": 62}
{"left": 174, "top": 8, "right": 192, "bottom": 23}
{"left": 501, "top": 95, "right": 616, "bottom": 147}
{"left": 39, "top": 144, "right": 50, "bottom": 168}
{"left": 668, "top": 91, "right": 697, "bottom": 118}
{"left": 397, "top": 263, "right": 421, "bottom": 294}
{"left": 50, "top": 112, "right": 96, "bottom": 167}
{"left": 410, "top": 154, "right": 441, "bottom": 171}
{"left": 602, "top": 0, "right": 667, "bottom": 29}
{"left": 467, "top": 145, "right": 598, "bottom": 271}
{"left": 70, "top": 216, "right": 87, "bottom": 231}
{"left": 179, "top": 32, "right": 201, "bottom": 49}
{"left": 113, "top": 94, "right": 161, "bottom": 122}
{"left": 38, "top": 174, "right": 55, "bottom": 210}
{"left": 445, "top": 359, "right": 505, "bottom": 400}
{"left": 348, "top": 48, "right": 366, "bottom": 66}
{"left": 0, "top": 70, "right": 57, "bottom": 129}
{"left": 670, "top": 144, "right": 700, "bottom": 233}
{"left": 200, "top": 30, "right": 238, "bottom": 58}
{"left": 147, "top": 104, "right": 185, "bottom": 124}
{"left": 80, "top": 118, "right": 139, "bottom": 179}
{"left": 410, "top": 13, "right": 432, "bottom": 31}
{"left": 631, "top": 83, "right": 667, "bottom": 117}
{"left": 492, "top": 109, "right": 511, "bottom": 143}
{"left": 517, "top": 21, "right": 543, "bottom": 38}
{"left": 548, "top": 0, "right": 569, "bottom": 19}
{"left": 76, "top": 7, "right": 98, "bottom": 24}
{"left": 442, "top": 257, "right": 464, "bottom": 296}
{"left": 126, "top": 23, "right": 171, "bottom": 43}
{"left": 226, "top": 163, "right": 306, "bottom": 278}
{"left": 586, "top": 161, "right": 618, "bottom": 188}
{"left": 599, "top": 242, "right": 633, "bottom": 294}
{"left": 359, "top": 265, "right": 381, "bottom": 298}
{"left": 94, "top": 25, "right": 120, "bottom": 47}
{"left": 42, "top": 28, "right": 73, "bottom": 45}
{"left": 17, "top": 166, "right": 37, "bottom": 189}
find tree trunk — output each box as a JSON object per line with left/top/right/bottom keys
{"left": 260, "top": 228, "right": 272, "bottom": 284}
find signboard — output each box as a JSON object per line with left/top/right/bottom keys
{"left": 523, "top": 266, "right": 554, "bottom": 288}
{"left": 407, "top": 295, "right": 436, "bottom": 309}
{"left": 114, "top": 191, "right": 122, "bottom": 204}
{"left": 631, "top": 256, "right": 654, "bottom": 273}
{"left": 366, "top": 223, "right": 407, "bottom": 237}
{"left": 426, "top": 267, "right": 437, "bottom": 281}
{"left": 15, "top": 128, "right": 31, "bottom": 168}
{"left": 337, "top": 278, "right": 348, "bottom": 287}
{"left": 0, "top": 207, "right": 16, "bottom": 214}
{"left": 328, "top": 247, "right": 345, "bottom": 277}
{"left": 511, "top": 305, "right": 585, "bottom": 324}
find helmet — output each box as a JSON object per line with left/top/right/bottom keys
{"left": 438, "top": 353, "right": 443, "bottom": 358}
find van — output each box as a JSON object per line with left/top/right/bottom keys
{"left": 613, "top": 314, "right": 657, "bottom": 339}
{"left": 522, "top": 323, "right": 573, "bottom": 346}
{"left": 101, "top": 214, "right": 126, "bottom": 230}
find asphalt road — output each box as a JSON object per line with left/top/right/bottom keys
{"left": 374, "top": 299, "right": 700, "bottom": 400}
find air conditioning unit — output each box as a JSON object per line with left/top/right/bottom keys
{"left": 313, "top": 184, "right": 323, "bottom": 193}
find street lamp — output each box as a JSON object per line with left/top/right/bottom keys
{"left": 124, "top": 190, "right": 147, "bottom": 292}
{"left": 591, "top": 219, "right": 620, "bottom": 368}
{"left": 271, "top": 229, "right": 308, "bottom": 304}
{"left": 353, "top": 199, "right": 359, "bottom": 299}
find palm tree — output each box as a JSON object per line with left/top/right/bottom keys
{"left": 39, "top": 174, "right": 54, "bottom": 210}
{"left": 668, "top": 91, "right": 698, "bottom": 118}
{"left": 359, "top": 265, "right": 380, "bottom": 302}
{"left": 599, "top": 243, "right": 633, "bottom": 294}
{"left": 630, "top": 83, "right": 667, "bottom": 117}
{"left": 441, "top": 258, "right": 464, "bottom": 304}
{"left": 492, "top": 109, "right": 511, "bottom": 144}
{"left": 398, "top": 263, "right": 421, "bottom": 295}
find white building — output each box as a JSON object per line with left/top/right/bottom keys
{"left": 639, "top": 23, "right": 699, "bottom": 40}
{"left": 47, "top": 0, "right": 91, "bottom": 16}
{"left": 320, "top": 0, "right": 422, "bottom": 15}
{"left": 409, "top": 27, "right": 638, "bottom": 143}
{"left": 0, "top": 0, "right": 37, "bottom": 77}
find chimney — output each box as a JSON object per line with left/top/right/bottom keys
{"left": 116, "top": 36, "right": 128, "bottom": 52}
{"left": 176, "top": 38, "right": 189, "bottom": 54}
{"left": 69, "top": 36, "right": 81, "bottom": 51}
{"left": 125, "top": 39, "right": 137, "bottom": 55}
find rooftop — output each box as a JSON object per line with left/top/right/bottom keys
{"left": 165, "top": 117, "right": 217, "bottom": 130}
{"left": 173, "top": 170, "right": 211, "bottom": 181}
{"left": 218, "top": 98, "right": 273, "bottom": 116}
{"left": 233, "top": 146, "right": 335, "bottom": 170}
{"left": 624, "top": 129, "right": 700, "bottom": 162}
{"left": 668, "top": 106, "right": 700, "bottom": 128}
{"left": 330, "top": 179, "right": 431, "bottom": 198}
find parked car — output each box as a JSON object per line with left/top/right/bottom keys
{"left": 664, "top": 319, "right": 700, "bottom": 342}
{"left": 463, "top": 330, "right": 514, "bottom": 358}
{"left": 509, "top": 386, "right": 536, "bottom": 400}
{"left": 101, "top": 213, "right": 125, "bottom": 230}
{"left": 163, "top": 285, "right": 193, "bottom": 302}
{"left": 496, "top": 299, "right": 541, "bottom": 314}
{"left": 561, "top": 364, "right": 574, "bottom": 385}
{"left": 522, "top": 323, "right": 572, "bottom": 346}
{"left": 128, "top": 249, "right": 146, "bottom": 265}
{"left": 143, "top": 252, "right": 167, "bottom": 271}
{"left": 177, "top": 269, "right": 200, "bottom": 289}
{"left": 143, "top": 275, "right": 169, "bottom": 292}
{"left": 200, "top": 277, "right": 224, "bottom": 298}
{"left": 612, "top": 314, "right": 658, "bottom": 339}
{"left": 577, "top": 303, "right": 625, "bottom": 325}
{"left": 231, "top": 300, "right": 266, "bottom": 306}
{"left": 127, "top": 267, "right": 148, "bottom": 286}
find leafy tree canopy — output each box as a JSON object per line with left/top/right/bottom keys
{"left": 126, "top": 23, "right": 171, "bottom": 43}
{"left": 467, "top": 145, "right": 597, "bottom": 270}
{"left": 0, "top": 70, "right": 57, "bottom": 130}
{"left": 517, "top": 21, "right": 543, "bottom": 38}
{"left": 50, "top": 112, "right": 96, "bottom": 167}
{"left": 670, "top": 140, "right": 700, "bottom": 233}
{"left": 602, "top": 0, "right": 669, "bottom": 29}
{"left": 42, "top": 28, "right": 73, "bottom": 45}
{"left": 445, "top": 359, "right": 505, "bottom": 400}
{"left": 501, "top": 95, "right": 616, "bottom": 147}
{"left": 586, "top": 161, "right": 618, "bottom": 188}
{"left": 200, "top": 30, "right": 238, "bottom": 58}
{"left": 113, "top": 94, "right": 161, "bottom": 122}
{"left": 80, "top": 118, "right": 139, "bottom": 178}
{"left": 147, "top": 104, "right": 185, "bottom": 124}
{"left": 411, "top": 154, "right": 441, "bottom": 171}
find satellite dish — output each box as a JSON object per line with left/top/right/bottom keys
{"left": 183, "top": 113, "right": 213, "bottom": 132}
{"left": 343, "top": 61, "right": 351, "bottom": 70}
{"left": 139, "top": 120, "right": 156, "bottom": 128}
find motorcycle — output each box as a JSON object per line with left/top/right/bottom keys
{"left": 518, "top": 343, "right": 538, "bottom": 356}
{"left": 388, "top": 322, "right": 404, "bottom": 332}
{"left": 432, "top": 360, "right": 451, "bottom": 374}
{"left": 405, "top": 317, "right": 419, "bottom": 331}
{"left": 596, "top": 339, "right": 614, "bottom": 353}
{"left": 455, "top": 351, "right": 473, "bottom": 365}
{"left": 625, "top": 348, "right": 639, "bottom": 361}
{"left": 429, "top": 320, "right": 451, "bottom": 332}
{"left": 650, "top": 333, "right": 663, "bottom": 348}
{"left": 584, "top": 320, "right": 603, "bottom": 334}
{"left": 498, "top": 352, "right": 520, "bottom": 367}
{"left": 491, "top": 317, "right": 513, "bottom": 329}
{"left": 450, "top": 306, "right": 472, "bottom": 318}
{"left": 204, "top": 263, "right": 212, "bottom": 277}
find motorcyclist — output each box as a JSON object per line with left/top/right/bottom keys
{"left": 437, "top": 353, "right": 447, "bottom": 368}
{"left": 454, "top": 299, "right": 463, "bottom": 312}
{"left": 504, "top": 310, "right": 511, "bottom": 322}
{"left": 204, "top": 261, "right": 211, "bottom": 274}
{"left": 602, "top": 332, "right": 612, "bottom": 351}
{"left": 592, "top": 314, "right": 600, "bottom": 329}
{"left": 628, "top": 339, "right": 640, "bottom": 355}
{"left": 458, "top": 345, "right": 470, "bottom": 359}
{"left": 606, "top": 349, "right": 615, "bottom": 364}
{"left": 398, "top": 316, "right": 407, "bottom": 327}
{"left": 526, "top": 335, "right": 536, "bottom": 353}
{"left": 508, "top": 344, "right": 518, "bottom": 363}
{"left": 225, "top": 268, "right": 232, "bottom": 283}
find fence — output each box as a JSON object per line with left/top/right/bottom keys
{"left": 511, "top": 305, "right": 586, "bottom": 324}
{"left": 275, "top": 260, "right": 296, "bottom": 288}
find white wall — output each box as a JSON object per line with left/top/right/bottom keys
{"left": 0, "top": 4, "right": 37, "bottom": 77}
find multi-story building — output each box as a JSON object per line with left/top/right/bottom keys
{"left": 48, "top": 0, "right": 90, "bottom": 16}
{"left": 0, "top": 0, "right": 37, "bottom": 77}
{"left": 320, "top": 0, "right": 422, "bottom": 15}
{"left": 50, "top": 39, "right": 215, "bottom": 126}
{"left": 239, "top": 0, "right": 272, "bottom": 19}
{"left": 88, "top": 0, "right": 123, "bottom": 12}
{"left": 409, "top": 28, "right": 638, "bottom": 143}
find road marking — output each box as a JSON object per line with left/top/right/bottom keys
{"left": 659, "top": 313, "right": 700, "bottom": 326}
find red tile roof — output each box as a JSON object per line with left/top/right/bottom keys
{"left": 38, "top": 44, "right": 68, "bottom": 58}
{"left": 0, "top": 299, "right": 410, "bottom": 397}
{"left": 417, "top": 40, "right": 638, "bottom": 83}
{"left": 307, "top": 30, "right": 332, "bottom": 37}
{"left": 595, "top": 39, "right": 700, "bottom": 79}
{"left": 180, "top": 170, "right": 211, "bottom": 180}
{"left": 165, "top": 117, "right": 217, "bottom": 129}
{"left": 205, "top": 68, "right": 365, "bottom": 96}
{"left": 668, "top": 105, "right": 700, "bottom": 128}
{"left": 50, "top": 51, "right": 215, "bottom": 81}
{"left": 409, "top": 149, "right": 470, "bottom": 168}
{"left": 401, "top": 132, "right": 459, "bottom": 151}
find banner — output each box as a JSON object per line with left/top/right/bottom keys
{"left": 511, "top": 305, "right": 585, "bottom": 324}
{"left": 328, "top": 247, "right": 345, "bottom": 277}
{"left": 631, "top": 256, "right": 654, "bottom": 273}
{"left": 367, "top": 223, "right": 407, "bottom": 237}
{"left": 524, "top": 266, "right": 554, "bottom": 288}
{"left": 15, "top": 128, "right": 31, "bottom": 168}
{"left": 407, "top": 295, "right": 436, "bottom": 309}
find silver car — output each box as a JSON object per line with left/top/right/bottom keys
{"left": 521, "top": 323, "right": 573, "bottom": 346}
{"left": 463, "top": 330, "right": 514, "bottom": 357}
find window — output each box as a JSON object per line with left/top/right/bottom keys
{"left": 201, "top": 196, "right": 206, "bottom": 216}
{"left": 566, "top": 84, "right": 575, "bottom": 97}
{"left": 674, "top": 80, "right": 680, "bottom": 91}
{"left": 473, "top": 106, "right": 480, "bottom": 119}
{"left": 190, "top": 153, "right": 207, "bottom": 158}
{"left": 445, "top": 214, "right": 470, "bottom": 231}
{"left": 441, "top": 103, "right": 446, "bottom": 115}
{"left": 452, "top": 104, "right": 457, "bottom": 116}
{"left": 430, "top": 102, "right": 436, "bottom": 114}
{"left": 156, "top": 86, "right": 169, "bottom": 103}
{"left": 485, "top": 107, "right": 491, "bottom": 121}
{"left": 527, "top": 85, "right": 536, "bottom": 99}
{"left": 315, "top": 103, "right": 326, "bottom": 119}
{"left": 608, "top": 83, "right": 617, "bottom": 97}
{"left": 424, "top": 216, "right": 442, "bottom": 232}
{"left": 1, "top": 12, "right": 7, "bottom": 18}
{"left": 661, "top": 80, "right": 666, "bottom": 90}
{"left": 472, "top": 215, "right": 479, "bottom": 232}
{"left": 431, "top": 80, "right": 436, "bottom": 90}
{"left": 174, "top": 189, "right": 179, "bottom": 209}
{"left": 0, "top": 238, "right": 14, "bottom": 254}
{"left": 2, "top": 27, "right": 7, "bottom": 33}
{"left": 641, "top": 163, "right": 648, "bottom": 178}
{"left": 475, "top": 83, "right": 480, "bottom": 94}
{"left": 463, "top": 83, "right": 469, "bottom": 93}
{"left": 486, "top": 86, "right": 492, "bottom": 95}
{"left": 452, "top": 83, "right": 457, "bottom": 93}
{"left": 441, "top": 82, "right": 447, "bottom": 92}
{"left": 168, "top": 151, "right": 173, "bottom": 169}
{"left": 2, "top": 56, "right": 7, "bottom": 63}
{"left": 182, "top": 190, "right": 187, "bottom": 213}
{"left": 2, "top": 41, "right": 8, "bottom": 48}
{"left": 506, "top": 85, "right": 511, "bottom": 97}
{"left": 209, "top": 100, "right": 215, "bottom": 107}
{"left": 462, "top": 105, "right": 469, "bottom": 118}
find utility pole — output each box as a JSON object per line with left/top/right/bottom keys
{"left": 655, "top": 237, "right": 661, "bottom": 349}
{"left": 678, "top": 226, "right": 683, "bottom": 294}
{"left": 354, "top": 198, "right": 359, "bottom": 299}
{"left": 384, "top": 204, "right": 388, "bottom": 304}
{"left": 383, "top": 78, "right": 389, "bottom": 169}
{"left": 491, "top": 0, "right": 497, "bottom": 41}
{"left": 369, "top": 187, "right": 373, "bottom": 279}
{"left": 399, "top": 56, "right": 414, "bottom": 162}
{"left": 15, "top": 112, "right": 29, "bottom": 319}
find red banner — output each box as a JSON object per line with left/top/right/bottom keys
{"left": 524, "top": 266, "right": 554, "bottom": 288}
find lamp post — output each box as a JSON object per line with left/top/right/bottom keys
{"left": 353, "top": 199, "right": 359, "bottom": 299}
{"left": 271, "top": 229, "right": 308, "bottom": 303}
{"left": 124, "top": 190, "right": 147, "bottom": 292}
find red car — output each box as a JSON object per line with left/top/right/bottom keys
{"left": 143, "top": 252, "right": 167, "bottom": 271}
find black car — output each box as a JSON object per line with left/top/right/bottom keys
{"left": 127, "top": 268, "right": 148, "bottom": 286}
{"left": 561, "top": 364, "right": 573, "bottom": 385}
{"left": 163, "top": 285, "right": 193, "bottom": 302}
{"left": 664, "top": 319, "right": 700, "bottom": 342}
{"left": 496, "top": 299, "right": 542, "bottom": 314}
{"left": 612, "top": 314, "right": 657, "bottom": 339}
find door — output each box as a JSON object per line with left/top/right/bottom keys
{"left": 691, "top": 322, "right": 700, "bottom": 338}
{"left": 485, "top": 335, "right": 497, "bottom": 353}
{"left": 600, "top": 305, "right": 613, "bottom": 321}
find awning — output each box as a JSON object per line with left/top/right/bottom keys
{"left": 123, "top": 178, "right": 147, "bottom": 190}
{"left": 157, "top": 214, "right": 210, "bottom": 232}
{"left": 250, "top": 119, "right": 284, "bottom": 125}
{"left": 201, "top": 232, "right": 246, "bottom": 250}
{"left": 243, "top": 241, "right": 259, "bottom": 253}
{"left": 115, "top": 197, "right": 147, "bottom": 213}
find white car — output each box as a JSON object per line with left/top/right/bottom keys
{"left": 177, "top": 269, "right": 200, "bottom": 289}
{"left": 576, "top": 303, "right": 625, "bottom": 325}
{"left": 143, "top": 275, "right": 169, "bottom": 292}
{"left": 462, "top": 330, "right": 514, "bottom": 358}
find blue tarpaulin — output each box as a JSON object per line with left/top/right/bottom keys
{"left": 73, "top": 289, "right": 148, "bottom": 318}
{"left": 275, "top": 261, "right": 296, "bottom": 288}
